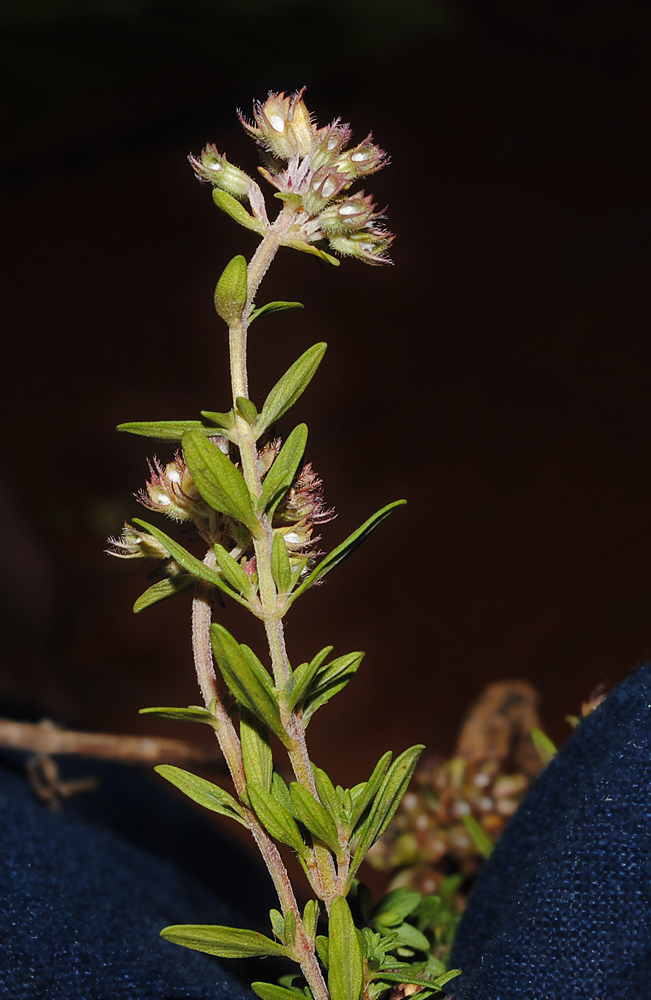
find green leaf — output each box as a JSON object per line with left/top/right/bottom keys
{"left": 302, "top": 899, "right": 320, "bottom": 940}
{"left": 182, "top": 430, "right": 259, "bottom": 534}
{"left": 284, "top": 646, "right": 333, "bottom": 712}
{"left": 289, "top": 782, "right": 340, "bottom": 854}
{"left": 240, "top": 708, "right": 273, "bottom": 794}
{"left": 312, "top": 766, "right": 344, "bottom": 829}
{"left": 269, "top": 907, "right": 286, "bottom": 942}
{"left": 200, "top": 409, "right": 236, "bottom": 431}
{"left": 249, "top": 301, "right": 304, "bottom": 324}
{"left": 271, "top": 533, "right": 293, "bottom": 596}
{"left": 259, "top": 424, "right": 308, "bottom": 514}
{"left": 161, "top": 922, "right": 288, "bottom": 958}
{"left": 372, "top": 889, "right": 422, "bottom": 928}
{"left": 139, "top": 705, "right": 216, "bottom": 726}
{"left": 155, "top": 764, "right": 248, "bottom": 827}
{"left": 392, "top": 922, "right": 431, "bottom": 952}
{"left": 349, "top": 751, "right": 393, "bottom": 831}
{"left": 131, "top": 519, "right": 251, "bottom": 609}
{"left": 252, "top": 983, "right": 307, "bottom": 1000}
{"left": 210, "top": 624, "right": 289, "bottom": 746}
{"left": 315, "top": 934, "right": 329, "bottom": 968}
{"left": 370, "top": 966, "right": 461, "bottom": 989}
{"left": 213, "top": 543, "right": 253, "bottom": 597}
{"left": 272, "top": 771, "right": 294, "bottom": 815}
{"left": 461, "top": 813, "right": 494, "bottom": 859}
{"left": 328, "top": 896, "right": 364, "bottom": 1000}
{"left": 350, "top": 745, "right": 424, "bottom": 883}
{"left": 301, "top": 652, "right": 365, "bottom": 724}
{"left": 284, "top": 909, "right": 296, "bottom": 947}
{"left": 531, "top": 726, "right": 556, "bottom": 765}
{"left": 248, "top": 780, "right": 307, "bottom": 856}
{"left": 236, "top": 396, "right": 258, "bottom": 424}
{"left": 117, "top": 419, "right": 217, "bottom": 441}
{"left": 258, "top": 344, "right": 327, "bottom": 434}
{"left": 215, "top": 254, "right": 248, "bottom": 324}
{"left": 288, "top": 500, "right": 406, "bottom": 604}
{"left": 280, "top": 236, "right": 340, "bottom": 266}
{"left": 132, "top": 575, "right": 194, "bottom": 613}
{"left": 212, "top": 188, "right": 266, "bottom": 234}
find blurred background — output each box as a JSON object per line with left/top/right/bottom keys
{"left": 3, "top": 0, "right": 651, "bottom": 795}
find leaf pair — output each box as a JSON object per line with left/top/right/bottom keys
{"left": 130, "top": 519, "right": 252, "bottom": 613}
{"left": 210, "top": 624, "right": 291, "bottom": 747}
{"left": 285, "top": 648, "right": 365, "bottom": 724}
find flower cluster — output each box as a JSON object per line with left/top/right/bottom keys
{"left": 189, "top": 89, "right": 393, "bottom": 265}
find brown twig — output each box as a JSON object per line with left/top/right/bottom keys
{"left": 0, "top": 718, "right": 219, "bottom": 767}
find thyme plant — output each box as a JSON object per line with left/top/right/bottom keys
{"left": 108, "top": 90, "right": 459, "bottom": 1000}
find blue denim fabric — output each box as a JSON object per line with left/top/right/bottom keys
{"left": 0, "top": 751, "right": 273, "bottom": 999}
{"left": 449, "top": 664, "right": 651, "bottom": 999}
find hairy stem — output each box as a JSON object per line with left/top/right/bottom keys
{"left": 191, "top": 561, "right": 328, "bottom": 1000}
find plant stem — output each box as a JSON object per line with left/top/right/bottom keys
{"left": 191, "top": 556, "right": 329, "bottom": 1000}
{"left": 229, "top": 225, "right": 339, "bottom": 904}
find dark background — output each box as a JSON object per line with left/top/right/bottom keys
{"left": 3, "top": 0, "right": 651, "bottom": 796}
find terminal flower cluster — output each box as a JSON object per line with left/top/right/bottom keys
{"left": 188, "top": 89, "right": 393, "bottom": 265}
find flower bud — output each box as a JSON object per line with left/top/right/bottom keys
{"left": 328, "top": 227, "right": 394, "bottom": 265}
{"left": 138, "top": 453, "right": 210, "bottom": 522}
{"left": 105, "top": 523, "right": 170, "bottom": 560}
{"left": 241, "top": 91, "right": 314, "bottom": 161}
{"left": 302, "top": 165, "right": 349, "bottom": 216}
{"left": 317, "top": 191, "right": 378, "bottom": 234}
{"left": 188, "top": 144, "right": 253, "bottom": 199}
{"left": 335, "top": 136, "right": 388, "bottom": 179}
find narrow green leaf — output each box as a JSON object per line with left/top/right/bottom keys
{"left": 139, "top": 705, "right": 216, "bottom": 726}
{"left": 212, "top": 188, "right": 266, "bottom": 234}
{"left": 289, "top": 782, "right": 340, "bottom": 854}
{"left": 215, "top": 254, "right": 248, "bottom": 324}
{"left": 213, "top": 543, "right": 253, "bottom": 597}
{"left": 284, "top": 909, "right": 296, "bottom": 947}
{"left": 118, "top": 419, "right": 216, "bottom": 441}
{"left": 531, "top": 727, "right": 556, "bottom": 765}
{"left": 272, "top": 771, "right": 294, "bottom": 815}
{"left": 349, "top": 751, "right": 393, "bottom": 831}
{"left": 392, "top": 922, "right": 430, "bottom": 952}
{"left": 155, "top": 765, "right": 247, "bottom": 827}
{"left": 131, "top": 519, "right": 250, "bottom": 609}
{"left": 133, "top": 576, "right": 194, "bottom": 613}
{"left": 258, "top": 344, "right": 327, "bottom": 434}
{"left": 271, "top": 533, "right": 293, "bottom": 596}
{"left": 269, "top": 908, "right": 285, "bottom": 942}
{"left": 200, "top": 409, "right": 236, "bottom": 430}
{"left": 249, "top": 301, "right": 304, "bottom": 324}
{"left": 248, "top": 780, "right": 307, "bottom": 855}
{"left": 210, "top": 624, "right": 289, "bottom": 745}
{"left": 288, "top": 500, "right": 406, "bottom": 604}
{"left": 236, "top": 396, "right": 258, "bottom": 424}
{"left": 312, "top": 766, "right": 344, "bottom": 829}
{"left": 259, "top": 424, "right": 308, "bottom": 514}
{"left": 301, "top": 652, "right": 365, "bottom": 724}
{"left": 252, "top": 983, "right": 307, "bottom": 1000}
{"left": 328, "top": 896, "right": 364, "bottom": 1000}
{"left": 285, "top": 646, "right": 333, "bottom": 712}
{"left": 302, "top": 899, "right": 320, "bottom": 940}
{"left": 240, "top": 708, "right": 273, "bottom": 794}
{"left": 315, "top": 934, "right": 329, "bottom": 968}
{"left": 280, "top": 236, "right": 340, "bottom": 266}
{"left": 434, "top": 970, "right": 463, "bottom": 989}
{"left": 372, "top": 889, "right": 422, "bottom": 928}
{"left": 182, "top": 430, "right": 259, "bottom": 534}
{"left": 350, "top": 745, "right": 424, "bottom": 883}
{"left": 461, "top": 813, "right": 494, "bottom": 859}
{"left": 161, "top": 922, "right": 287, "bottom": 958}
